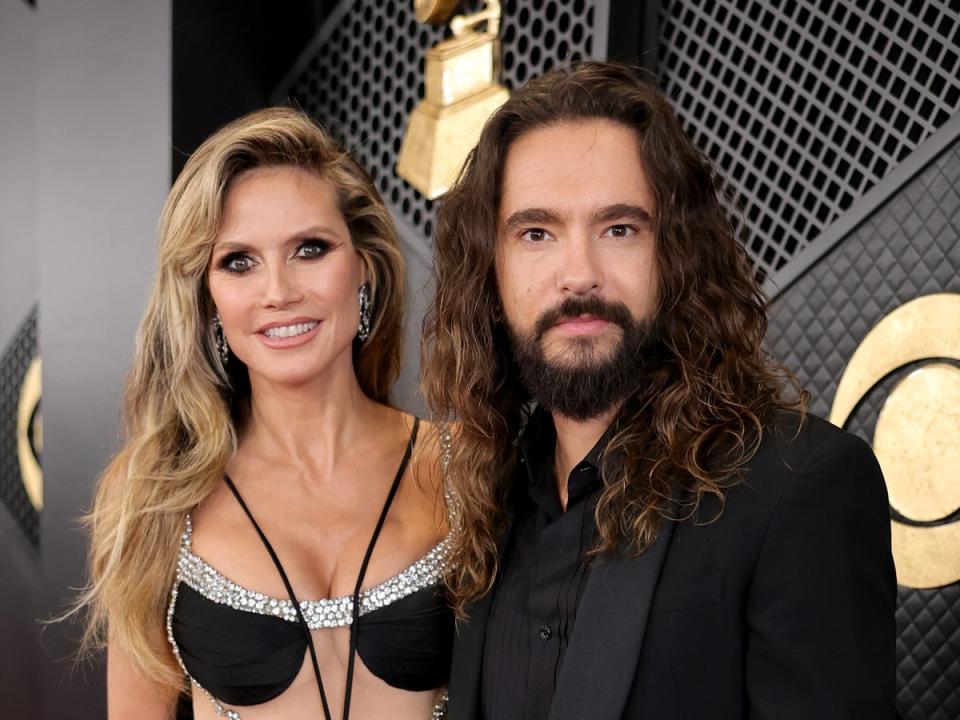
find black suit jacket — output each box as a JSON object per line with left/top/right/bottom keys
{"left": 449, "top": 412, "right": 897, "bottom": 719}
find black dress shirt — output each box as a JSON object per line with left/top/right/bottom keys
{"left": 480, "top": 410, "right": 608, "bottom": 720}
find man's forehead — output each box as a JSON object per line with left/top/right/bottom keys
{"left": 497, "top": 120, "right": 653, "bottom": 224}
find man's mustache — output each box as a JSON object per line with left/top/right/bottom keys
{"left": 533, "top": 296, "right": 634, "bottom": 341}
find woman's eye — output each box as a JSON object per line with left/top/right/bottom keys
{"left": 296, "top": 240, "right": 332, "bottom": 259}
{"left": 521, "top": 228, "right": 549, "bottom": 243}
{"left": 221, "top": 254, "right": 253, "bottom": 273}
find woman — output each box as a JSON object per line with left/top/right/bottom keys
{"left": 80, "top": 108, "right": 453, "bottom": 719}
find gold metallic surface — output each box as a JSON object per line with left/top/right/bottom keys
{"left": 425, "top": 33, "right": 499, "bottom": 106}
{"left": 415, "top": 0, "right": 461, "bottom": 24}
{"left": 397, "top": 85, "right": 510, "bottom": 198}
{"left": 17, "top": 357, "right": 42, "bottom": 511}
{"left": 890, "top": 522, "right": 960, "bottom": 590}
{"left": 451, "top": 1, "right": 501, "bottom": 36}
{"left": 399, "top": 0, "right": 508, "bottom": 199}
{"left": 874, "top": 364, "right": 960, "bottom": 523}
{"left": 830, "top": 293, "right": 960, "bottom": 589}
{"left": 829, "top": 293, "right": 960, "bottom": 427}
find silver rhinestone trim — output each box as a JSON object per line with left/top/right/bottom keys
{"left": 167, "top": 571, "right": 240, "bottom": 718}
{"left": 166, "top": 425, "right": 455, "bottom": 718}
{"left": 432, "top": 688, "right": 449, "bottom": 719}
{"left": 175, "top": 516, "right": 450, "bottom": 629}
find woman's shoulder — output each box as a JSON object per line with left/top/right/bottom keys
{"left": 404, "top": 417, "right": 459, "bottom": 527}
{"left": 410, "top": 417, "right": 459, "bottom": 471}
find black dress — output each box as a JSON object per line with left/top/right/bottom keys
{"left": 167, "top": 419, "right": 455, "bottom": 719}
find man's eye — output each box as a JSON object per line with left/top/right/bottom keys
{"left": 220, "top": 254, "right": 253, "bottom": 273}
{"left": 605, "top": 224, "right": 636, "bottom": 238}
{"left": 521, "top": 228, "right": 549, "bottom": 243}
{"left": 296, "top": 240, "right": 332, "bottom": 260}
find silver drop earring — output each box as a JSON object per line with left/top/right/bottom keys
{"left": 357, "top": 282, "right": 372, "bottom": 342}
{"left": 213, "top": 313, "right": 230, "bottom": 364}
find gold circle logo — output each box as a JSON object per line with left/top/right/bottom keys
{"left": 830, "top": 293, "right": 960, "bottom": 588}
{"left": 17, "top": 356, "right": 42, "bottom": 511}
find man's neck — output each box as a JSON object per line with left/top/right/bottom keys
{"left": 551, "top": 405, "right": 620, "bottom": 511}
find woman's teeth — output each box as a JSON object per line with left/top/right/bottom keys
{"left": 262, "top": 321, "right": 318, "bottom": 338}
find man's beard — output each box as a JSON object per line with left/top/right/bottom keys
{"left": 507, "top": 295, "right": 658, "bottom": 421}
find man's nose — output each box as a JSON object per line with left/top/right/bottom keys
{"left": 557, "top": 235, "right": 601, "bottom": 295}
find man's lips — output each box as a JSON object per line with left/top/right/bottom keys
{"left": 551, "top": 314, "right": 613, "bottom": 336}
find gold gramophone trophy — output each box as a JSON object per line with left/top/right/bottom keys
{"left": 396, "top": 0, "right": 510, "bottom": 199}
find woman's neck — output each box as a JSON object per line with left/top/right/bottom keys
{"left": 241, "top": 354, "right": 386, "bottom": 474}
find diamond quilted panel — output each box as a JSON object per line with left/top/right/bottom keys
{"left": 0, "top": 305, "right": 39, "bottom": 547}
{"left": 898, "top": 586, "right": 960, "bottom": 719}
{"left": 767, "top": 140, "right": 960, "bottom": 718}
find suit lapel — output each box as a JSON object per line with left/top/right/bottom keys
{"left": 548, "top": 517, "right": 675, "bottom": 720}
{"left": 448, "top": 509, "right": 516, "bottom": 720}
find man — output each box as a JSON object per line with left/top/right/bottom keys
{"left": 421, "top": 61, "right": 895, "bottom": 719}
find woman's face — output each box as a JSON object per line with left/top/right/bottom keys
{"left": 208, "top": 166, "right": 366, "bottom": 389}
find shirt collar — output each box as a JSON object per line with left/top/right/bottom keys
{"left": 517, "top": 406, "right": 615, "bottom": 517}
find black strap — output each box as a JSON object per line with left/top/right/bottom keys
{"left": 344, "top": 416, "right": 419, "bottom": 720}
{"left": 223, "top": 415, "right": 421, "bottom": 720}
{"left": 223, "top": 474, "right": 334, "bottom": 720}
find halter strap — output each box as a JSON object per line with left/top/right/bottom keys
{"left": 223, "top": 415, "right": 421, "bottom": 720}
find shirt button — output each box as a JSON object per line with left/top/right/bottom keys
{"left": 539, "top": 625, "right": 552, "bottom": 641}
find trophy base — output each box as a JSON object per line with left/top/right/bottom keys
{"left": 396, "top": 84, "right": 510, "bottom": 200}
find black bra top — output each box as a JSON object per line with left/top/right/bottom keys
{"left": 167, "top": 419, "right": 455, "bottom": 709}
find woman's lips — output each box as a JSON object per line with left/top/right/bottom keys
{"left": 256, "top": 320, "right": 321, "bottom": 349}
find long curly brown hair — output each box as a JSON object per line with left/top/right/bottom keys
{"left": 421, "top": 61, "right": 804, "bottom": 614}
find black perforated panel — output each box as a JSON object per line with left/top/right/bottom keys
{"left": 658, "top": 0, "right": 960, "bottom": 282}
{"left": 767, "top": 140, "right": 960, "bottom": 720}
{"left": 282, "top": 0, "right": 600, "bottom": 241}
{"left": 0, "top": 306, "right": 39, "bottom": 548}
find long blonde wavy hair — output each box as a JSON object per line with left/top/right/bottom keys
{"left": 77, "top": 107, "right": 406, "bottom": 688}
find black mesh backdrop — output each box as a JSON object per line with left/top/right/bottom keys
{"left": 0, "top": 306, "right": 39, "bottom": 548}
{"left": 767, "top": 140, "right": 960, "bottom": 719}
{"left": 658, "top": 0, "right": 960, "bottom": 282}
{"left": 277, "top": 1, "right": 960, "bottom": 715}
{"left": 282, "top": 0, "right": 601, "bottom": 241}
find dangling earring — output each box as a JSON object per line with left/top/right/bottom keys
{"left": 213, "top": 313, "right": 230, "bottom": 364}
{"left": 357, "top": 282, "right": 372, "bottom": 342}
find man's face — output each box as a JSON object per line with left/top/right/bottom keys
{"left": 495, "top": 119, "right": 660, "bottom": 419}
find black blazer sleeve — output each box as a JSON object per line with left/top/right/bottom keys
{"left": 745, "top": 430, "right": 897, "bottom": 719}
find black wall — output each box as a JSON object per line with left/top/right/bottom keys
{"left": 172, "top": 0, "right": 333, "bottom": 179}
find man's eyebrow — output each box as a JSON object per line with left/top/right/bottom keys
{"left": 590, "top": 203, "right": 653, "bottom": 226}
{"left": 502, "top": 207, "right": 565, "bottom": 232}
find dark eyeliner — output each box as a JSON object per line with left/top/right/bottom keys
{"left": 218, "top": 251, "right": 252, "bottom": 273}
{"left": 297, "top": 237, "right": 335, "bottom": 258}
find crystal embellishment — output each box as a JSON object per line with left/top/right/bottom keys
{"left": 174, "top": 515, "right": 450, "bottom": 629}
{"left": 166, "top": 426, "right": 454, "bottom": 718}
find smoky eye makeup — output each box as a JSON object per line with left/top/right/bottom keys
{"left": 295, "top": 236, "right": 335, "bottom": 259}
{"left": 216, "top": 251, "right": 254, "bottom": 274}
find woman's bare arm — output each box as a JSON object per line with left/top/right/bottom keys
{"left": 107, "top": 639, "right": 179, "bottom": 720}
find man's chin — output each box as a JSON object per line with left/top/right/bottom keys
{"left": 542, "top": 341, "right": 620, "bottom": 370}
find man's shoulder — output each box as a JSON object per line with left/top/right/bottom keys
{"left": 746, "top": 408, "right": 882, "bottom": 497}
{"left": 695, "top": 409, "right": 889, "bottom": 557}
{"left": 756, "top": 408, "right": 873, "bottom": 466}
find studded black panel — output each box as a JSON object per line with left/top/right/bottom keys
{"left": 0, "top": 306, "right": 39, "bottom": 548}
{"left": 767, "top": 140, "right": 960, "bottom": 719}
{"left": 281, "top": 0, "right": 600, "bottom": 242}
{"left": 658, "top": 0, "right": 960, "bottom": 283}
